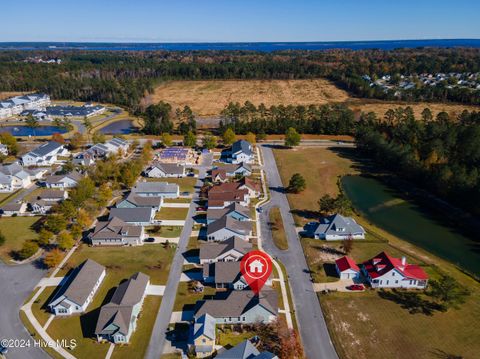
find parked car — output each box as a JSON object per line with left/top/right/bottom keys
{"left": 196, "top": 206, "right": 207, "bottom": 211}
{"left": 347, "top": 284, "right": 365, "bottom": 291}
{"left": 256, "top": 207, "right": 263, "bottom": 213}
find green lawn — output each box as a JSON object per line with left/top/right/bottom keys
{"left": 269, "top": 207, "right": 289, "bottom": 250}
{"left": 0, "top": 216, "right": 40, "bottom": 262}
{"left": 0, "top": 192, "right": 13, "bottom": 204}
{"left": 111, "top": 296, "right": 162, "bottom": 359}
{"left": 217, "top": 327, "right": 257, "bottom": 348}
{"left": 173, "top": 282, "right": 216, "bottom": 312}
{"left": 31, "top": 286, "right": 58, "bottom": 327}
{"left": 146, "top": 226, "right": 183, "bottom": 238}
{"left": 155, "top": 207, "right": 190, "bottom": 221}
{"left": 163, "top": 197, "right": 192, "bottom": 204}
{"left": 56, "top": 243, "right": 175, "bottom": 285}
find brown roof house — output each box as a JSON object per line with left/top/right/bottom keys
{"left": 199, "top": 236, "right": 252, "bottom": 264}
{"left": 48, "top": 259, "right": 106, "bottom": 316}
{"left": 89, "top": 217, "right": 146, "bottom": 246}
{"left": 207, "top": 216, "right": 252, "bottom": 241}
{"left": 95, "top": 272, "right": 150, "bottom": 344}
{"left": 194, "top": 289, "right": 278, "bottom": 325}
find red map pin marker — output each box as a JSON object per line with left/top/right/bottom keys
{"left": 240, "top": 250, "right": 273, "bottom": 295}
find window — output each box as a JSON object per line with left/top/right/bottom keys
{"left": 386, "top": 280, "right": 389, "bottom": 285}
{"left": 392, "top": 272, "right": 395, "bottom": 276}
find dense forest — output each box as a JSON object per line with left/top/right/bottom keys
{"left": 1, "top": 48, "right": 479, "bottom": 110}
{"left": 356, "top": 108, "right": 480, "bottom": 216}
{"left": 219, "top": 101, "right": 356, "bottom": 135}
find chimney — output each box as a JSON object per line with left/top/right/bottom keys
{"left": 401, "top": 256, "right": 406, "bottom": 266}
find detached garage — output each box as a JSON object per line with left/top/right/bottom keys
{"left": 335, "top": 256, "right": 360, "bottom": 280}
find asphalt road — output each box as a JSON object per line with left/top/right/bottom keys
{"left": 0, "top": 261, "right": 49, "bottom": 359}
{"left": 144, "top": 152, "right": 213, "bottom": 359}
{"left": 259, "top": 145, "right": 339, "bottom": 359}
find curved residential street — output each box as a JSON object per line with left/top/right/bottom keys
{"left": 259, "top": 145, "right": 339, "bottom": 359}
{"left": 0, "top": 261, "right": 49, "bottom": 359}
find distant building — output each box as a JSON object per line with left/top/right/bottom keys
{"left": 199, "top": 236, "right": 252, "bottom": 264}
{"left": 48, "top": 259, "right": 106, "bottom": 316}
{"left": 108, "top": 207, "right": 155, "bottom": 226}
{"left": 335, "top": 256, "right": 360, "bottom": 280}
{"left": 30, "top": 189, "right": 68, "bottom": 214}
{"left": 206, "top": 202, "right": 250, "bottom": 224}
{"left": 362, "top": 252, "right": 428, "bottom": 289}
{"left": 0, "top": 201, "right": 27, "bottom": 216}
{"left": 0, "top": 144, "right": 8, "bottom": 156}
{"left": 46, "top": 104, "right": 105, "bottom": 118}
{"left": 0, "top": 93, "right": 50, "bottom": 119}
{"left": 116, "top": 192, "right": 163, "bottom": 211}
{"left": 95, "top": 272, "right": 150, "bottom": 344}
{"left": 207, "top": 216, "right": 252, "bottom": 241}
{"left": 194, "top": 289, "right": 278, "bottom": 324}
{"left": 43, "top": 171, "right": 82, "bottom": 189}
{"left": 21, "top": 141, "right": 69, "bottom": 167}
{"left": 84, "top": 137, "right": 129, "bottom": 160}
{"left": 216, "top": 339, "right": 278, "bottom": 359}
{"left": 222, "top": 140, "right": 254, "bottom": 164}
{"left": 193, "top": 313, "right": 216, "bottom": 358}
{"left": 132, "top": 181, "right": 179, "bottom": 199}
{"left": 89, "top": 217, "right": 146, "bottom": 246}
{"left": 144, "top": 162, "right": 185, "bottom": 178}
{"left": 312, "top": 213, "right": 365, "bottom": 240}
{"left": 0, "top": 163, "right": 38, "bottom": 192}
{"left": 203, "top": 261, "right": 248, "bottom": 290}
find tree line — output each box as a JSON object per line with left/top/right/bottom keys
{"left": 1, "top": 47, "right": 479, "bottom": 111}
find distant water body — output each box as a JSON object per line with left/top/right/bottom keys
{"left": 1, "top": 39, "right": 480, "bottom": 52}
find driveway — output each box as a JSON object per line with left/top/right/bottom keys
{"left": 0, "top": 261, "right": 49, "bottom": 359}
{"left": 145, "top": 156, "right": 211, "bottom": 359}
{"left": 259, "top": 145, "right": 339, "bottom": 359}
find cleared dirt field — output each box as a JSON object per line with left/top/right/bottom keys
{"left": 147, "top": 80, "right": 479, "bottom": 119}
{"left": 0, "top": 91, "right": 25, "bottom": 100}
{"left": 148, "top": 79, "right": 350, "bottom": 116}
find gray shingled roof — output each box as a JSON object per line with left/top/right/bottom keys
{"left": 199, "top": 236, "right": 252, "bottom": 261}
{"left": 232, "top": 140, "right": 253, "bottom": 156}
{"left": 51, "top": 259, "right": 105, "bottom": 307}
{"left": 133, "top": 181, "right": 179, "bottom": 195}
{"left": 148, "top": 162, "right": 185, "bottom": 175}
{"left": 38, "top": 189, "right": 66, "bottom": 200}
{"left": 207, "top": 202, "right": 250, "bottom": 222}
{"left": 122, "top": 193, "right": 163, "bottom": 207}
{"left": 29, "top": 141, "right": 63, "bottom": 157}
{"left": 314, "top": 213, "right": 365, "bottom": 237}
{"left": 195, "top": 289, "right": 278, "bottom": 319}
{"left": 216, "top": 339, "right": 259, "bottom": 359}
{"left": 203, "top": 261, "right": 243, "bottom": 284}
{"left": 207, "top": 216, "right": 252, "bottom": 236}
{"left": 90, "top": 217, "right": 143, "bottom": 240}
{"left": 109, "top": 207, "right": 153, "bottom": 223}
{"left": 193, "top": 313, "right": 216, "bottom": 341}
{"left": 95, "top": 272, "right": 150, "bottom": 336}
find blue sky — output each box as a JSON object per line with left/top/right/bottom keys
{"left": 1, "top": 0, "right": 479, "bottom": 42}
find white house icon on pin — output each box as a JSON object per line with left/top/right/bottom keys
{"left": 248, "top": 259, "right": 264, "bottom": 274}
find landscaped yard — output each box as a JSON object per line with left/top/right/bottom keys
{"left": 216, "top": 327, "right": 257, "bottom": 348}
{"left": 146, "top": 225, "right": 183, "bottom": 238}
{"left": 56, "top": 243, "right": 175, "bottom": 285}
{"left": 163, "top": 197, "right": 192, "bottom": 203}
{"left": 173, "top": 281, "right": 216, "bottom": 312}
{"left": 155, "top": 207, "right": 190, "bottom": 220}
{"left": 0, "top": 216, "right": 40, "bottom": 262}
{"left": 269, "top": 207, "right": 288, "bottom": 250}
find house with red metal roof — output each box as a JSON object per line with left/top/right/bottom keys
{"left": 335, "top": 256, "right": 360, "bottom": 280}
{"left": 361, "top": 252, "right": 428, "bottom": 289}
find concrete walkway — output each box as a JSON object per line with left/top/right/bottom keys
{"left": 158, "top": 220, "right": 186, "bottom": 226}
{"left": 104, "top": 343, "right": 115, "bottom": 359}
{"left": 36, "top": 276, "right": 63, "bottom": 287}
{"left": 146, "top": 284, "right": 166, "bottom": 296}
{"left": 146, "top": 236, "right": 180, "bottom": 244}
{"left": 162, "top": 203, "right": 191, "bottom": 208}
{"left": 313, "top": 279, "right": 355, "bottom": 292}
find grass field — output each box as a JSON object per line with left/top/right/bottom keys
{"left": 147, "top": 79, "right": 479, "bottom": 119}
{"left": 269, "top": 207, "right": 289, "bottom": 250}
{"left": 155, "top": 207, "right": 190, "bottom": 221}
{"left": 31, "top": 286, "right": 57, "bottom": 327}
{"left": 173, "top": 282, "right": 216, "bottom": 312}
{"left": 274, "top": 146, "right": 357, "bottom": 225}
{"left": 56, "top": 243, "right": 175, "bottom": 285}
{"left": 146, "top": 177, "right": 197, "bottom": 193}
{"left": 0, "top": 216, "right": 40, "bottom": 262}
{"left": 273, "top": 145, "right": 480, "bottom": 359}
{"left": 146, "top": 225, "right": 183, "bottom": 238}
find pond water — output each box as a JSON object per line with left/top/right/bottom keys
{"left": 99, "top": 120, "right": 138, "bottom": 134}
{"left": 342, "top": 175, "right": 480, "bottom": 276}
{"left": 0, "top": 125, "right": 67, "bottom": 136}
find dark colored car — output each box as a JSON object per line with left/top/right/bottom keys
{"left": 196, "top": 206, "right": 207, "bottom": 211}
{"left": 257, "top": 207, "right": 263, "bottom": 213}
{"left": 0, "top": 344, "right": 8, "bottom": 355}
{"left": 347, "top": 284, "right": 365, "bottom": 291}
